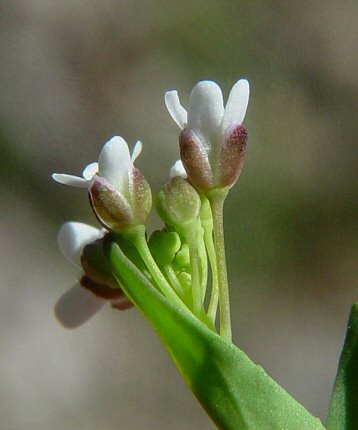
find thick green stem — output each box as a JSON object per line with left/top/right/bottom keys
{"left": 208, "top": 189, "right": 232, "bottom": 342}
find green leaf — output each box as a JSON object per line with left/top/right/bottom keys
{"left": 326, "top": 303, "right": 358, "bottom": 430}
{"left": 106, "top": 239, "right": 325, "bottom": 430}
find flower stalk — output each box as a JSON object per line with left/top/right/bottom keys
{"left": 207, "top": 188, "right": 231, "bottom": 341}
{"left": 200, "top": 197, "right": 220, "bottom": 325}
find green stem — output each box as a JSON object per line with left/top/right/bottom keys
{"left": 200, "top": 196, "right": 219, "bottom": 326}
{"left": 183, "top": 222, "right": 203, "bottom": 317}
{"left": 124, "top": 226, "right": 185, "bottom": 310}
{"left": 197, "top": 219, "right": 208, "bottom": 302}
{"left": 204, "top": 224, "right": 219, "bottom": 326}
{"left": 208, "top": 189, "right": 232, "bottom": 342}
{"left": 163, "top": 265, "right": 185, "bottom": 297}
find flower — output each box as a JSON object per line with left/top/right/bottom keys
{"left": 52, "top": 136, "right": 142, "bottom": 189}
{"left": 165, "top": 79, "right": 249, "bottom": 190}
{"left": 55, "top": 221, "right": 132, "bottom": 328}
{"left": 53, "top": 136, "right": 152, "bottom": 233}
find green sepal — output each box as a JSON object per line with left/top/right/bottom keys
{"left": 326, "top": 303, "right": 358, "bottom": 430}
{"left": 105, "top": 238, "right": 325, "bottom": 430}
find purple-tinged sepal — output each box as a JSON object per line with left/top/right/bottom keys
{"left": 179, "top": 129, "right": 213, "bottom": 189}
{"left": 219, "top": 124, "right": 248, "bottom": 188}
{"left": 89, "top": 176, "right": 134, "bottom": 232}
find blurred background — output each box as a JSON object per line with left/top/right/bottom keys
{"left": 1, "top": 1, "right": 357, "bottom": 429}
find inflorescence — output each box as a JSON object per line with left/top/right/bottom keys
{"left": 52, "top": 79, "right": 249, "bottom": 342}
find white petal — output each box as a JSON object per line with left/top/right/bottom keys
{"left": 82, "top": 162, "right": 98, "bottom": 180}
{"left": 54, "top": 284, "right": 105, "bottom": 329}
{"left": 58, "top": 221, "right": 101, "bottom": 267}
{"left": 98, "top": 136, "right": 131, "bottom": 193}
{"left": 170, "top": 160, "right": 187, "bottom": 178}
{"left": 221, "top": 79, "right": 250, "bottom": 134}
{"left": 52, "top": 173, "right": 88, "bottom": 188}
{"left": 131, "top": 141, "right": 143, "bottom": 163}
{"left": 187, "top": 81, "right": 224, "bottom": 145}
{"left": 165, "top": 90, "right": 188, "bottom": 129}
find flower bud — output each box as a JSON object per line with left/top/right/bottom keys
{"left": 155, "top": 177, "right": 201, "bottom": 231}
{"left": 174, "top": 242, "right": 190, "bottom": 269}
{"left": 148, "top": 230, "right": 181, "bottom": 266}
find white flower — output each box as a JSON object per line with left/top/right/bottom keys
{"left": 165, "top": 79, "right": 249, "bottom": 143}
{"left": 53, "top": 136, "right": 151, "bottom": 232}
{"left": 55, "top": 221, "right": 131, "bottom": 328}
{"left": 165, "top": 79, "right": 249, "bottom": 189}
{"left": 52, "top": 136, "right": 142, "bottom": 193}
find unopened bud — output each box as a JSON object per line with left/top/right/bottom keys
{"left": 174, "top": 242, "right": 190, "bottom": 269}
{"left": 148, "top": 230, "right": 181, "bottom": 266}
{"left": 155, "top": 177, "right": 201, "bottom": 231}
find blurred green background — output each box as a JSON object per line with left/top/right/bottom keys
{"left": 1, "top": 1, "right": 357, "bottom": 429}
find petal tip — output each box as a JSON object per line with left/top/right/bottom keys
{"left": 57, "top": 222, "right": 101, "bottom": 266}
{"left": 170, "top": 160, "right": 187, "bottom": 178}
{"left": 165, "top": 90, "right": 187, "bottom": 129}
{"left": 131, "top": 141, "right": 143, "bottom": 162}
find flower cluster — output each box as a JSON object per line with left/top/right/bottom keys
{"left": 53, "top": 79, "right": 249, "bottom": 339}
